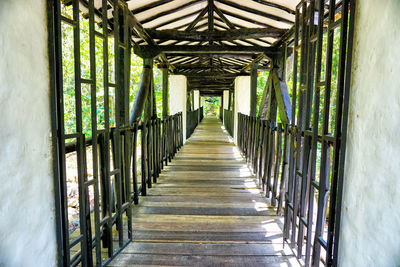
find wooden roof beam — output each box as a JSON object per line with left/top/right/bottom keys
{"left": 196, "top": 87, "right": 232, "bottom": 91}
{"left": 155, "top": 45, "right": 281, "bottom": 54}
{"left": 130, "top": 0, "right": 174, "bottom": 14}
{"left": 215, "top": 8, "right": 282, "bottom": 29}
{"left": 213, "top": 4, "right": 235, "bottom": 29}
{"left": 151, "top": 9, "right": 202, "bottom": 30}
{"left": 140, "top": 0, "right": 203, "bottom": 25}
{"left": 213, "top": 17, "right": 273, "bottom": 46}
{"left": 251, "top": 0, "right": 296, "bottom": 15}
{"left": 177, "top": 73, "right": 238, "bottom": 79}
{"left": 241, "top": 53, "right": 268, "bottom": 73}
{"left": 127, "top": 11, "right": 175, "bottom": 71}
{"left": 185, "top": 6, "right": 209, "bottom": 31}
{"left": 215, "top": 0, "right": 294, "bottom": 25}
{"left": 165, "top": 53, "right": 256, "bottom": 59}
{"left": 174, "top": 64, "right": 242, "bottom": 70}
{"left": 145, "top": 28, "right": 285, "bottom": 42}
{"left": 189, "top": 83, "right": 233, "bottom": 87}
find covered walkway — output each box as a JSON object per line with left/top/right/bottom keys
{"left": 7, "top": 1, "right": 400, "bottom": 267}
{"left": 109, "top": 118, "right": 298, "bottom": 266}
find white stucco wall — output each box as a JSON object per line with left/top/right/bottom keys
{"left": 200, "top": 96, "right": 204, "bottom": 107}
{"left": 338, "top": 1, "right": 400, "bottom": 266}
{"left": 169, "top": 75, "right": 187, "bottom": 142}
{"left": 0, "top": 1, "right": 57, "bottom": 267}
{"left": 222, "top": 90, "right": 230, "bottom": 124}
{"left": 234, "top": 76, "right": 250, "bottom": 144}
{"left": 193, "top": 90, "right": 200, "bottom": 110}
{"left": 223, "top": 90, "right": 230, "bottom": 110}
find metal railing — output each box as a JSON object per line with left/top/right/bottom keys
{"left": 223, "top": 109, "right": 234, "bottom": 137}
{"left": 237, "top": 113, "right": 288, "bottom": 213}
{"left": 199, "top": 106, "right": 204, "bottom": 122}
{"left": 63, "top": 113, "right": 183, "bottom": 266}
{"left": 186, "top": 108, "right": 202, "bottom": 139}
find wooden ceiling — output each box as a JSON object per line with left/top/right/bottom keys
{"left": 96, "top": 0, "right": 299, "bottom": 95}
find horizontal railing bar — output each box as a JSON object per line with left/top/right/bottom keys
{"left": 60, "top": 15, "right": 76, "bottom": 27}
{"left": 69, "top": 235, "right": 83, "bottom": 248}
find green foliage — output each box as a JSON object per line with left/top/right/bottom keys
{"left": 62, "top": 10, "right": 164, "bottom": 138}
{"left": 129, "top": 53, "right": 143, "bottom": 111}
{"left": 61, "top": 7, "right": 341, "bottom": 144}
{"left": 153, "top": 67, "right": 163, "bottom": 118}
{"left": 203, "top": 97, "right": 221, "bottom": 117}
{"left": 256, "top": 71, "right": 269, "bottom": 117}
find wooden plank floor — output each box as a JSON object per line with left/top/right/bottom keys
{"left": 109, "top": 118, "right": 299, "bottom": 267}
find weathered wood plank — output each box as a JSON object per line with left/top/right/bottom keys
{"left": 108, "top": 254, "right": 296, "bottom": 267}
{"left": 122, "top": 242, "right": 286, "bottom": 255}
{"left": 109, "top": 118, "right": 297, "bottom": 266}
{"left": 137, "top": 206, "right": 276, "bottom": 216}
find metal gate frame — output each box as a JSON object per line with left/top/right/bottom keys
{"left": 47, "top": 1, "right": 184, "bottom": 266}
{"left": 283, "top": 0, "right": 356, "bottom": 266}
{"left": 236, "top": 0, "right": 355, "bottom": 266}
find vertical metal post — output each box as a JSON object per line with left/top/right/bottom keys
{"left": 162, "top": 68, "right": 169, "bottom": 118}
{"left": 250, "top": 63, "right": 258, "bottom": 117}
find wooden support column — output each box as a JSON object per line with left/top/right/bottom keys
{"left": 228, "top": 91, "right": 232, "bottom": 110}
{"left": 162, "top": 68, "right": 169, "bottom": 118}
{"left": 208, "top": 0, "right": 214, "bottom": 65}
{"left": 271, "top": 68, "right": 291, "bottom": 123}
{"left": 144, "top": 58, "right": 155, "bottom": 121}
{"left": 258, "top": 65, "right": 291, "bottom": 123}
{"left": 151, "top": 70, "right": 156, "bottom": 119}
{"left": 129, "top": 58, "right": 153, "bottom": 124}
{"left": 191, "top": 90, "right": 195, "bottom": 111}
{"left": 208, "top": 0, "right": 214, "bottom": 44}
{"left": 250, "top": 62, "right": 258, "bottom": 117}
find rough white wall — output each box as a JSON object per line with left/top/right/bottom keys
{"left": 169, "top": 75, "right": 187, "bottom": 142}
{"left": 0, "top": 1, "right": 57, "bottom": 267}
{"left": 222, "top": 90, "right": 230, "bottom": 124}
{"left": 200, "top": 96, "right": 204, "bottom": 107}
{"left": 338, "top": 1, "right": 400, "bottom": 266}
{"left": 233, "top": 76, "right": 250, "bottom": 144}
{"left": 223, "top": 90, "right": 230, "bottom": 109}
{"left": 193, "top": 90, "right": 200, "bottom": 110}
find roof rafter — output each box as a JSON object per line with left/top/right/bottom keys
{"left": 130, "top": 0, "right": 173, "bottom": 14}
{"left": 174, "top": 64, "right": 242, "bottom": 70}
{"left": 216, "top": 0, "right": 294, "bottom": 25}
{"left": 127, "top": 10, "right": 175, "bottom": 71}
{"left": 145, "top": 28, "right": 285, "bottom": 42}
{"left": 150, "top": 9, "right": 202, "bottom": 30}
{"left": 240, "top": 53, "right": 267, "bottom": 73}
{"left": 164, "top": 52, "right": 258, "bottom": 59}
{"left": 213, "top": 4, "right": 235, "bottom": 29}
{"left": 217, "top": 8, "right": 282, "bottom": 29}
{"left": 185, "top": 5, "right": 209, "bottom": 31}
{"left": 141, "top": 0, "right": 203, "bottom": 25}
{"left": 213, "top": 17, "right": 273, "bottom": 45}
{"left": 251, "top": 0, "right": 296, "bottom": 15}
{"left": 156, "top": 44, "right": 280, "bottom": 54}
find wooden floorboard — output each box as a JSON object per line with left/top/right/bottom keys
{"left": 109, "top": 118, "right": 298, "bottom": 267}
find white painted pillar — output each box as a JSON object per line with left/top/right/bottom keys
{"left": 222, "top": 90, "right": 230, "bottom": 124}
{"left": 169, "top": 75, "right": 187, "bottom": 142}
{"left": 193, "top": 90, "right": 200, "bottom": 123}
{"left": 223, "top": 90, "right": 230, "bottom": 109}
{"left": 338, "top": 1, "right": 400, "bottom": 266}
{"left": 200, "top": 96, "right": 205, "bottom": 107}
{"left": 193, "top": 90, "right": 200, "bottom": 109}
{"left": 234, "top": 76, "right": 251, "bottom": 145}
{"left": 0, "top": 1, "right": 57, "bottom": 266}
